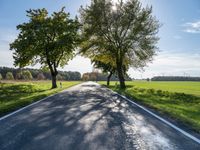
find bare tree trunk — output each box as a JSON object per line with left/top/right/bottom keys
{"left": 107, "top": 71, "right": 113, "bottom": 86}
{"left": 117, "top": 68, "right": 125, "bottom": 89}
{"left": 116, "top": 59, "right": 126, "bottom": 89}
{"left": 51, "top": 73, "right": 57, "bottom": 89}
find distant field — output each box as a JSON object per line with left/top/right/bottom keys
{"left": 0, "top": 81, "right": 81, "bottom": 116}
{"left": 126, "top": 81, "right": 200, "bottom": 96}
{"left": 100, "top": 81, "right": 200, "bottom": 132}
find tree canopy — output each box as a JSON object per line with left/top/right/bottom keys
{"left": 0, "top": 73, "right": 2, "bottom": 80}
{"left": 10, "top": 7, "right": 80, "bottom": 88}
{"left": 80, "top": 0, "right": 160, "bottom": 88}
{"left": 91, "top": 54, "right": 116, "bottom": 86}
{"left": 6, "top": 72, "right": 14, "bottom": 80}
{"left": 0, "top": 66, "right": 81, "bottom": 81}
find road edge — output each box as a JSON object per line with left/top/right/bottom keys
{"left": 100, "top": 84, "right": 200, "bottom": 145}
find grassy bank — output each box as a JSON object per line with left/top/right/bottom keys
{"left": 0, "top": 81, "right": 81, "bottom": 116}
{"left": 100, "top": 81, "right": 200, "bottom": 133}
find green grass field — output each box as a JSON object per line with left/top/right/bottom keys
{"left": 0, "top": 81, "right": 80, "bottom": 116}
{"left": 100, "top": 81, "right": 200, "bottom": 133}
{"left": 126, "top": 81, "right": 200, "bottom": 96}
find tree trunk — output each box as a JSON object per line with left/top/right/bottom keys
{"left": 51, "top": 73, "right": 57, "bottom": 89}
{"left": 116, "top": 60, "right": 126, "bottom": 89}
{"left": 48, "top": 62, "right": 58, "bottom": 89}
{"left": 107, "top": 71, "right": 113, "bottom": 86}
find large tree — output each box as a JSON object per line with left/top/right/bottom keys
{"left": 80, "top": 0, "right": 160, "bottom": 88}
{"left": 90, "top": 54, "right": 116, "bottom": 86}
{"left": 10, "top": 8, "right": 80, "bottom": 88}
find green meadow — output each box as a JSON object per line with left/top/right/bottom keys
{"left": 0, "top": 81, "right": 80, "bottom": 117}
{"left": 100, "top": 81, "right": 200, "bottom": 132}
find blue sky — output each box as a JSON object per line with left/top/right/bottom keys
{"left": 0, "top": 0, "right": 200, "bottom": 78}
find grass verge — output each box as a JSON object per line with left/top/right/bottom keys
{"left": 0, "top": 81, "right": 81, "bottom": 117}
{"left": 99, "top": 81, "right": 200, "bottom": 133}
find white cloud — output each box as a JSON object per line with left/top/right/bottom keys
{"left": 60, "top": 56, "right": 92, "bottom": 74}
{"left": 128, "top": 51, "right": 200, "bottom": 79}
{"left": 183, "top": 20, "right": 200, "bottom": 33}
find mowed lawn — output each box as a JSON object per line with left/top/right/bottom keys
{"left": 0, "top": 81, "right": 80, "bottom": 117}
{"left": 100, "top": 81, "right": 200, "bottom": 133}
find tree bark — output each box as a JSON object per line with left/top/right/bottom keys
{"left": 51, "top": 73, "right": 57, "bottom": 89}
{"left": 116, "top": 59, "right": 126, "bottom": 89}
{"left": 107, "top": 71, "right": 113, "bottom": 86}
{"left": 48, "top": 63, "right": 58, "bottom": 89}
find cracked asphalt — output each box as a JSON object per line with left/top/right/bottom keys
{"left": 0, "top": 82, "right": 200, "bottom": 150}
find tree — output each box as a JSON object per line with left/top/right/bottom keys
{"left": 56, "top": 74, "right": 63, "bottom": 80}
{"left": 0, "top": 73, "right": 2, "bottom": 80}
{"left": 90, "top": 72, "right": 97, "bottom": 81}
{"left": 21, "top": 70, "right": 33, "bottom": 80}
{"left": 37, "top": 73, "right": 46, "bottom": 80}
{"left": 92, "top": 58, "right": 115, "bottom": 86}
{"left": 82, "top": 73, "right": 89, "bottom": 81}
{"left": 6, "top": 72, "right": 14, "bottom": 80}
{"left": 10, "top": 8, "right": 80, "bottom": 88}
{"left": 15, "top": 71, "right": 22, "bottom": 80}
{"left": 80, "top": 0, "right": 160, "bottom": 88}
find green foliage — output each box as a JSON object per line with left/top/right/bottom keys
{"left": 80, "top": 0, "right": 160, "bottom": 88}
{"left": 0, "top": 66, "right": 81, "bottom": 81}
{"left": 10, "top": 8, "right": 80, "bottom": 88}
{"left": 15, "top": 71, "right": 22, "bottom": 80}
{"left": 21, "top": 70, "right": 33, "bottom": 80}
{"left": 0, "top": 81, "right": 80, "bottom": 116}
{"left": 0, "top": 73, "right": 2, "bottom": 80}
{"left": 37, "top": 73, "right": 46, "bottom": 80}
{"left": 82, "top": 73, "right": 90, "bottom": 81}
{"left": 56, "top": 74, "right": 63, "bottom": 80}
{"left": 6, "top": 72, "right": 14, "bottom": 80}
{"left": 92, "top": 57, "right": 115, "bottom": 74}
{"left": 152, "top": 76, "right": 200, "bottom": 81}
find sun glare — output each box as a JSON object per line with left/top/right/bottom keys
{"left": 112, "top": 0, "right": 118, "bottom": 11}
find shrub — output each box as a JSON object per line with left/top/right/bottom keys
{"left": 138, "top": 88, "right": 145, "bottom": 93}
{"left": 15, "top": 71, "right": 22, "bottom": 80}
{"left": 56, "top": 74, "right": 63, "bottom": 80}
{"left": 156, "top": 90, "right": 164, "bottom": 96}
{"left": 21, "top": 70, "right": 33, "bottom": 80}
{"left": 170, "top": 92, "right": 197, "bottom": 103}
{"left": 0, "top": 73, "right": 2, "bottom": 80}
{"left": 37, "top": 73, "right": 46, "bottom": 80}
{"left": 146, "top": 88, "right": 155, "bottom": 94}
{"left": 6, "top": 72, "right": 14, "bottom": 80}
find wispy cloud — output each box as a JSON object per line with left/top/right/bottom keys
{"left": 129, "top": 51, "right": 200, "bottom": 78}
{"left": 183, "top": 20, "right": 200, "bottom": 33}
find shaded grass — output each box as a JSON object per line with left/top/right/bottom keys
{"left": 0, "top": 81, "right": 81, "bottom": 116}
{"left": 99, "top": 81, "right": 200, "bottom": 133}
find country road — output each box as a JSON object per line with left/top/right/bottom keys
{"left": 0, "top": 82, "right": 199, "bottom": 150}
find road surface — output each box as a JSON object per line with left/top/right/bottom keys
{"left": 0, "top": 82, "right": 199, "bottom": 150}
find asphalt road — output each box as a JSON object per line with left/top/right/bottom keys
{"left": 0, "top": 82, "right": 200, "bottom": 150}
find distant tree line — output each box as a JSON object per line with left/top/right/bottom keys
{"left": 151, "top": 76, "right": 200, "bottom": 81}
{"left": 82, "top": 72, "right": 132, "bottom": 82}
{"left": 0, "top": 67, "right": 81, "bottom": 81}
